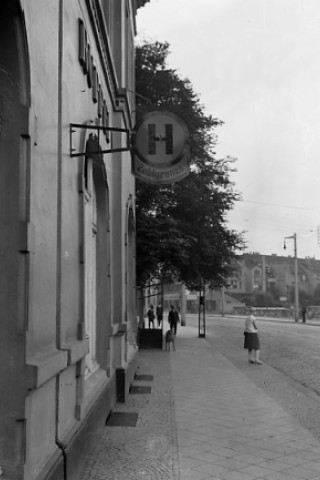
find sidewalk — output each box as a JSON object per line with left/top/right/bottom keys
{"left": 82, "top": 326, "right": 320, "bottom": 480}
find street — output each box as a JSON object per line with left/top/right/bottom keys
{"left": 186, "top": 314, "right": 320, "bottom": 442}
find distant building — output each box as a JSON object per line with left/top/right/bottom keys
{"left": 161, "top": 254, "right": 320, "bottom": 317}
{"left": 227, "top": 253, "right": 320, "bottom": 303}
{"left": 0, "top": 1, "right": 145, "bottom": 479}
{"left": 162, "top": 282, "right": 244, "bottom": 316}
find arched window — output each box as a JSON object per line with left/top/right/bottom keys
{"left": 126, "top": 204, "right": 136, "bottom": 346}
{"left": 84, "top": 156, "right": 98, "bottom": 376}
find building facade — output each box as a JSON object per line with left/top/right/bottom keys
{"left": 0, "top": 1, "right": 144, "bottom": 479}
{"left": 227, "top": 253, "right": 320, "bottom": 302}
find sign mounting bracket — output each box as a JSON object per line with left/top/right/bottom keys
{"left": 69, "top": 123, "right": 131, "bottom": 157}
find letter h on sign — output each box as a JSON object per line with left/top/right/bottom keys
{"left": 148, "top": 124, "right": 173, "bottom": 155}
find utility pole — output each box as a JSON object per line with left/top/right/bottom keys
{"left": 284, "top": 233, "right": 299, "bottom": 322}
{"left": 221, "top": 285, "right": 225, "bottom": 317}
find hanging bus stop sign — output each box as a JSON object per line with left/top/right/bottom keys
{"left": 132, "top": 111, "right": 190, "bottom": 184}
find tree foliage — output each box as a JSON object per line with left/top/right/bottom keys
{"left": 135, "top": 41, "right": 244, "bottom": 290}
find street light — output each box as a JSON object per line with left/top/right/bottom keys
{"left": 284, "top": 233, "right": 299, "bottom": 322}
{"left": 198, "top": 279, "right": 206, "bottom": 338}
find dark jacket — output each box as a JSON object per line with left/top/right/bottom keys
{"left": 168, "top": 309, "right": 179, "bottom": 326}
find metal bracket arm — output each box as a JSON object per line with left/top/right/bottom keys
{"left": 69, "top": 123, "right": 131, "bottom": 157}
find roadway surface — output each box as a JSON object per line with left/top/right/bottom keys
{"left": 186, "top": 314, "right": 320, "bottom": 442}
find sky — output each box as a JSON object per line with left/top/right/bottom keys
{"left": 136, "top": 0, "right": 320, "bottom": 259}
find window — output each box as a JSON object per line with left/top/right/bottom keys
{"left": 100, "top": 0, "right": 112, "bottom": 35}
{"left": 125, "top": 2, "right": 135, "bottom": 109}
{"left": 84, "top": 158, "right": 98, "bottom": 376}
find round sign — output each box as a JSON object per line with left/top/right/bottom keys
{"left": 134, "top": 111, "right": 189, "bottom": 167}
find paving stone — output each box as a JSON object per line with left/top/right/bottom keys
{"left": 81, "top": 349, "right": 179, "bottom": 479}
{"left": 82, "top": 323, "right": 320, "bottom": 480}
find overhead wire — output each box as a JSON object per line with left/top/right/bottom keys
{"left": 241, "top": 199, "right": 315, "bottom": 211}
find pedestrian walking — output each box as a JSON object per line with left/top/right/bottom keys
{"left": 244, "top": 307, "right": 262, "bottom": 365}
{"left": 168, "top": 305, "right": 179, "bottom": 336}
{"left": 147, "top": 305, "right": 155, "bottom": 329}
{"left": 302, "top": 306, "right": 307, "bottom": 323}
{"left": 156, "top": 303, "right": 163, "bottom": 328}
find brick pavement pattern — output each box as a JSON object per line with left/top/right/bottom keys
{"left": 83, "top": 326, "right": 320, "bottom": 480}
{"left": 82, "top": 349, "right": 179, "bottom": 480}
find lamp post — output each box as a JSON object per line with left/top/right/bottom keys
{"left": 284, "top": 233, "right": 299, "bottom": 322}
{"left": 198, "top": 278, "right": 206, "bottom": 338}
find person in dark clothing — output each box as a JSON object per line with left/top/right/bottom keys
{"left": 156, "top": 303, "right": 163, "bottom": 328}
{"left": 147, "top": 305, "right": 155, "bottom": 329}
{"left": 302, "top": 306, "right": 307, "bottom": 323}
{"left": 168, "top": 305, "right": 179, "bottom": 336}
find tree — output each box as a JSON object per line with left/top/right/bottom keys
{"left": 135, "top": 41, "right": 244, "bottom": 290}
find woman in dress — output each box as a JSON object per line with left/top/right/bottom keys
{"left": 244, "top": 308, "right": 262, "bottom": 365}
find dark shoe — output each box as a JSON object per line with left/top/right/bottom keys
{"left": 248, "top": 360, "right": 255, "bottom": 364}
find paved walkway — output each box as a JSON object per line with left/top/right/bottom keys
{"left": 82, "top": 326, "right": 320, "bottom": 480}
